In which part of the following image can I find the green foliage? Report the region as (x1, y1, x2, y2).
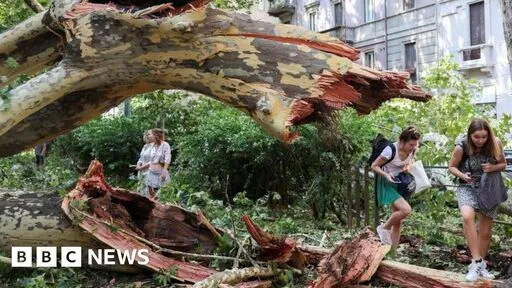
(154, 266, 178, 286)
(54, 116, 148, 182)
(12, 268, 84, 288)
(214, 0, 256, 10)
(0, 0, 49, 31)
(70, 199, 90, 212)
(405, 188, 462, 247)
(0, 151, 77, 192)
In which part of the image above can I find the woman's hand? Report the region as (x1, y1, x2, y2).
(481, 163, 494, 173)
(401, 163, 412, 173)
(460, 172, 473, 183)
(160, 170, 169, 181)
(384, 173, 396, 184)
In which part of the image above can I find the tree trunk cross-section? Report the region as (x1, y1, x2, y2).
(0, 0, 431, 157)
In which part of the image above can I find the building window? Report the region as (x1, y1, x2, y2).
(464, 1, 485, 61)
(405, 43, 417, 83)
(365, 0, 374, 22)
(364, 51, 375, 68)
(309, 11, 317, 31)
(403, 0, 414, 11)
(334, 2, 343, 26)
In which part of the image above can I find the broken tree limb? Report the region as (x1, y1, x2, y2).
(0, 12, 63, 89)
(23, 0, 46, 13)
(242, 217, 506, 287)
(61, 160, 221, 283)
(376, 260, 501, 288)
(0, 255, 12, 265)
(233, 280, 273, 288)
(241, 215, 306, 269)
(0, 189, 145, 273)
(0, 189, 104, 252)
(242, 215, 329, 267)
(310, 228, 390, 287)
(191, 267, 284, 288)
(0, 1, 431, 157)
(70, 205, 258, 265)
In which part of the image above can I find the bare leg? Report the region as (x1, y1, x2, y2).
(477, 212, 494, 259)
(389, 205, 403, 248)
(460, 205, 481, 260)
(383, 197, 411, 247)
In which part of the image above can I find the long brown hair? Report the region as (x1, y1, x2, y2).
(151, 128, 164, 145)
(467, 118, 500, 160)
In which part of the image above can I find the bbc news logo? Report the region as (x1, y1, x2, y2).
(11, 247, 149, 267)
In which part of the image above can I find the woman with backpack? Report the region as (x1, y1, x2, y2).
(448, 119, 507, 281)
(371, 126, 420, 249)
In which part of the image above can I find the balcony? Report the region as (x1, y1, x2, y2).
(458, 44, 494, 74)
(319, 26, 355, 45)
(268, 0, 296, 17)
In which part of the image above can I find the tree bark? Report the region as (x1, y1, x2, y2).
(192, 267, 283, 288)
(0, 1, 431, 157)
(310, 228, 389, 287)
(376, 260, 501, 288)
(0, 12, 63, 89)
(0, 189, 144, 273)
(0, 189, 102, 252)
(23, 0, 45, 13)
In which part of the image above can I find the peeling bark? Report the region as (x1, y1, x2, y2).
(0, 12, 63, 89)
(0, 1, 431, 157)
(0, 189, 102, 252)
(310, 228, 390, 287)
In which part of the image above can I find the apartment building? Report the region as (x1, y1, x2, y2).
(258, 0, 512, 118)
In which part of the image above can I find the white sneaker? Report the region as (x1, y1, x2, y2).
(466, 260, 483, 282)
(376, 224, 392, 245)
(479, 261, 495, 280)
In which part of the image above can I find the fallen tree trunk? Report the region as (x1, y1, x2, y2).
(0, 189, 102, 251)
(377, 260, 500, 288)
(0, 0, 431, 157)
(0, 189, 145, 273)
(1, 161, 227, 282)
(4, 162, 507, 286)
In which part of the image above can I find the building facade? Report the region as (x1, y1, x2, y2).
(258, 0, 512, 118)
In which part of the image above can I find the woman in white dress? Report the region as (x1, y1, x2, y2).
(135, 130, 153, 197)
